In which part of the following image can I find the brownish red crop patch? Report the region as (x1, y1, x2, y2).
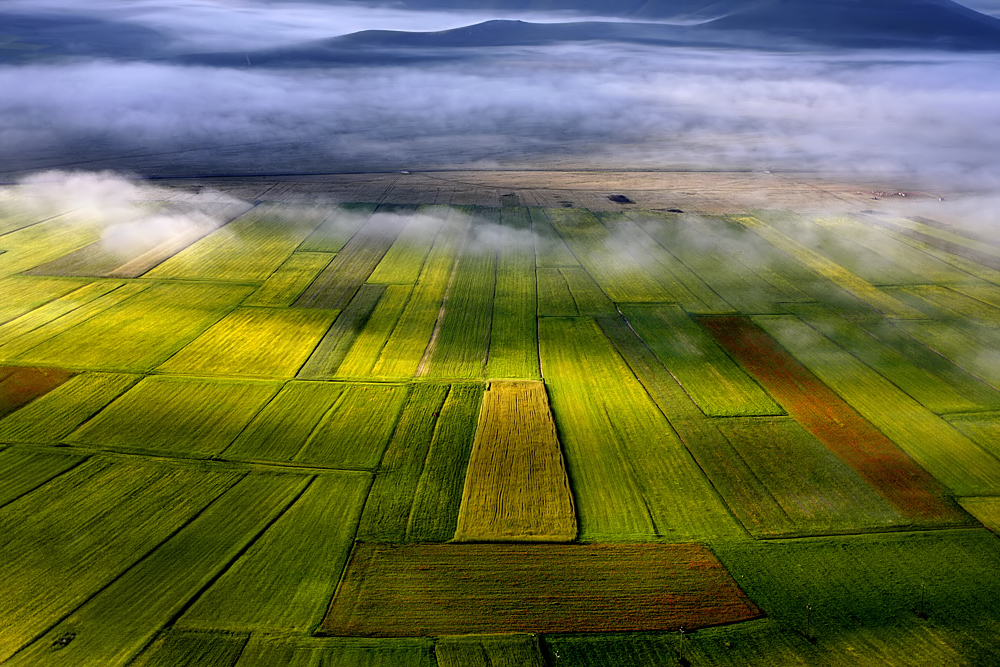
(0, 366, 75, 419)
(700, 316, 965, 525)
(321, 542, 761, 636)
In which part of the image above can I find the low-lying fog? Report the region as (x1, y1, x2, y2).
(2, 0, 999, 191)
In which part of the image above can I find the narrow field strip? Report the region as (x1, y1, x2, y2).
(561, 266, 616, 316)
(902, 284, 1000, 328)
(294, 383, 410, 468)
(178, 471, 370, 633)
(729, 215, 925, 319)
(0, 365, 75, 418)
(294, 204, 414, 309)
(12, 282, 255, 371)
(296, 284, 383, 380)
(487, 207, 540, 379)
(66, 376, 281, 457)
(159, 307, 338, 378)
(595, 211, 729, 313)
(454, 380, 576, 542)
(787, 303, 1000, 414)
(537, 268, 577, 316)
(234, 636, 436, 667)
(893, 318, 1000, 389)
(539, 317, 743, 542)
(356, 383, 451, 542)
(0, 282, 152, 361)
(145, 204, 330, 282)
(701, 315, 976, 519)
(435, 634, 546, 667)
(0, 215, 104, 279)
(0, 372, 139, 443)
(754, 314, 1000, 497)
(621, 303, 783, 417)
(371, 211, 467, 378)
(127, 631, 248, 667)
(406, 382, 483, 542)
(813, 215, 983, 284)
(957, 497, 1000, 535)
(243, 252, 335, 307)
(750, 210, 928, 286)
(867, 215, 1000, 268)
(528, 207, 578, 267)
(0, 281, 126, 350)
(0, 276, 95, 327)
(222, 381, 345, 463)
(945, 412, 1000, 461)
(0, 457, 243, 662)
(321, 543, 761, 636)
(298, 203, 377, 252)
(422, 210, 497, 380)
(0, 447, 85, 508)
(631, 212, 807, 314)
(543, 207, 669, 302)
(336, 285, 413, 378)
(366, 205, 446, 284)
(5, 471, 309, 667)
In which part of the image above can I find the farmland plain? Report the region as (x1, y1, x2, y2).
(1, 170, 1000, 665)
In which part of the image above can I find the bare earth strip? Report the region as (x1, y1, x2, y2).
(321, 542, 761, 636)
(453, 380, 576, 542)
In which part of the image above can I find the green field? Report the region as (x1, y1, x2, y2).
(2, 187, 1000, 666)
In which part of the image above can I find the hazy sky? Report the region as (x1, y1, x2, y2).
(2, 0, 999, 190)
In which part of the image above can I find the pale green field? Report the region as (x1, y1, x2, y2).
(1, 192, 1000, 666)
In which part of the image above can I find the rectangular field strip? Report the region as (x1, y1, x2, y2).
(0, 365, 75, 418)
(322, 543, 761, 636)
(453, 380, 576, 542)
(243, 252, 335, 307)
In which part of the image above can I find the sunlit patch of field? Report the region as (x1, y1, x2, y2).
(1, 171, 1000, 665)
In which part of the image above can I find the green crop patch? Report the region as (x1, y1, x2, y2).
(0, 372, 139, 443)
(406, 382, 483, 542)
(292, 383, 410, 468)
(958, 497, 1000, 535)
(336, 285, 413, 378)
(12, 282, 254, 371)
(145, 204, 331, 282)
(560, 266, 616, 316)
(539, 317, 742, 542)
(294, 205, 414, 309)
(372, 213, 466, 378)
(66, 376, 281, 457)
(0, 215, 103, 279)
(297, 284, 383, 380)
(621, 303, 783, 417)
(0, 281, 130, 350)
(366, 205, 445, 284)
(435, 634, 547, 667)
(454, 380, 576, 542)
(321, 543, 761, 636)
(537, 268, 577, 316)
(0, 446, 85, 508)
(529, 207, 578, 268)
(422, 218, 497, 380)
(243, 252, 335, 307)
(0, 365, 75, 418)
(487, 208, 540, 379)
(946, 412, 1000, 461)
(5, 471, 308, 667)
(867, 214, 1000, 269)
(543, 208, 668, 302)
(178, 472, 370, 633)
(0, 276, 89, 326)
(0, 457, 242, 662)
(222, 381, 345, 463)
(356, 383, 450, 542)
(125, 630, 249, 667)
(159, 307, 338, 378)
(298, 203, 377, 252)
(234, 636, 436, 667)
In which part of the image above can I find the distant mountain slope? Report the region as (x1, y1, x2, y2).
(0, 13, 169, 62)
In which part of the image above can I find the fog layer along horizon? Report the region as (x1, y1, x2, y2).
(2, 0, 1000, 191)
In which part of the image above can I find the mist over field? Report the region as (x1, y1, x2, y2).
(2, 0, 1000, 190)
